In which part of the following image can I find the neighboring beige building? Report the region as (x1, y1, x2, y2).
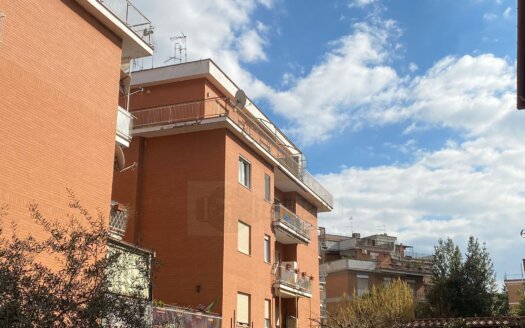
(319, 232, 433, 313)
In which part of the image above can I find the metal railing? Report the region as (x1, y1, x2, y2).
(151, 306, 222, 328)
(109, 201, 128, 237)
(97, 0, 154, 47)
(274, 265, 312, 294)
(274, 205, 311, 240)
(132, 98, 334, 208)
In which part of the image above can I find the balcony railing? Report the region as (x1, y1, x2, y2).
(110, 201, 128, 238)
(116, 106, 133, 147)
(132, 98, 334, 208)
(273, 205, 311, 243)
(274, 264, 312, 296)
(97, 0, 154, 47)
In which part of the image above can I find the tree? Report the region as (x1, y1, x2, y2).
(426, 238, 464, 317)
(425, 236, 498, 318)
(462, 236, 497, 316)
(317, 279, 415, 328)
(0, 191, 151, 327)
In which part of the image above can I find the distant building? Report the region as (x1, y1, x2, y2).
(319, 231, 433, 313)
(504, 262, 525, 310)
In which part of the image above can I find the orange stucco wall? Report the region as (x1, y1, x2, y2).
(0, 0, 122, 238)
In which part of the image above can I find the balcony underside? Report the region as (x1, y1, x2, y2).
(273, 221, 310, 245)
(273, 283, 312, 299)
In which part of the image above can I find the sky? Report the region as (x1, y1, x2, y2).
(133, 0, 524, 284)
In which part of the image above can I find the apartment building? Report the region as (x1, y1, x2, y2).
(0, 0, 154, 291)
(111, 59, 334, 327)
(319, 232, 433, 312)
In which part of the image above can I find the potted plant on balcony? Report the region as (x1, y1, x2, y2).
(294, 268, 300, 274)
(309, 275, 314, 281)
(285, 263, 292, 271)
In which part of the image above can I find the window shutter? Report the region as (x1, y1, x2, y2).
(238, 221, 250, 255)
(237, 293, 250, 325)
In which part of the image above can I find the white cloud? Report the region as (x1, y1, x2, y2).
(132, 0, 271, 98)
(349, 0, 377, 8)
(264, 20, 402, 144)
(503, 6, 512, 19)
(408, 62, 418, 72)
(483, 12, 498, 21)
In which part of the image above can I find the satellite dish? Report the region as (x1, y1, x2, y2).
(114, 145, 125, 172)
(521, 229, 525, 239)
(235, 89, 247, 109)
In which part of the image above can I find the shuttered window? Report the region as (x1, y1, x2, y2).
(264, 174, 271, 201)
(237, 293, 250, 326)
(264, 299, 271, 328)
(357, 275, 369, 296)
(264, 235, 270, 263)
(238, 221, 251, 255)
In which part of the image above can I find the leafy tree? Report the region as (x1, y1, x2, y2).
(492, 291, 510, 316)
(425, 236, 498, 318)
(0, 191, 152, 327)
(426, 238, 464, 317)
(462, 236, 497, 316)
(316, 278, 415, 328)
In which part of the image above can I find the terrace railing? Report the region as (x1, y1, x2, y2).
(274, 204, 311, 241)
(97, 0, 154, 47)
(132, 98, 334, 207)
(274, 264, 312, 294)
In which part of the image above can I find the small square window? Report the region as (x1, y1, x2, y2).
(238, 157, 251, 188)
(238, 221, 251, 255)
(264, 174, 271, 201)
(264, 235, 270, 263)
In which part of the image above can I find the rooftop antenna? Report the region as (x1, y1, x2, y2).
(377, 225, 386, 234)
(349, 216, 354, 235)
(165, 33, 187, 64)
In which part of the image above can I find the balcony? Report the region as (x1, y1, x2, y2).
(273, 205, 311, 245)
(116, 106, 133, 147)
(273, 262, 312, 298)
(109, 201, 128, 238)
(96, 0, 154, 48)
(131, 98, 333, 209)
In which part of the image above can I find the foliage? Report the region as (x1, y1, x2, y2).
(491, 291, 510, 316)
(0, 191, 151, 327)
(425, 236, 498, 318)
(316, 278, 415, 328)
(516, 296, 525, 316)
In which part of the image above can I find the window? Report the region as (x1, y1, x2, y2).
(264, 174, 271, 201)
(264, 235, 270, 263)
(357, 275, 369, 296)
(0, 12, 5, 46)
(238, 157, 251, 188)
(238, 221, 251, 255)
(264, 299, 271, 328)
(237, 293, 250, 327)
(406, 280, 416, 297)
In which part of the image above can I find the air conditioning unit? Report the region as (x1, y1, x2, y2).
(286, 316, 298, 328)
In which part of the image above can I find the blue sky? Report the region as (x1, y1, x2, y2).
(134, 0, 524, 284)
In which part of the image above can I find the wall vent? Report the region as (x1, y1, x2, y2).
(0, 12, 5, 46)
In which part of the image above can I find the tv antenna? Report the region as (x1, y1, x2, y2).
(165, 33, 187, 64)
